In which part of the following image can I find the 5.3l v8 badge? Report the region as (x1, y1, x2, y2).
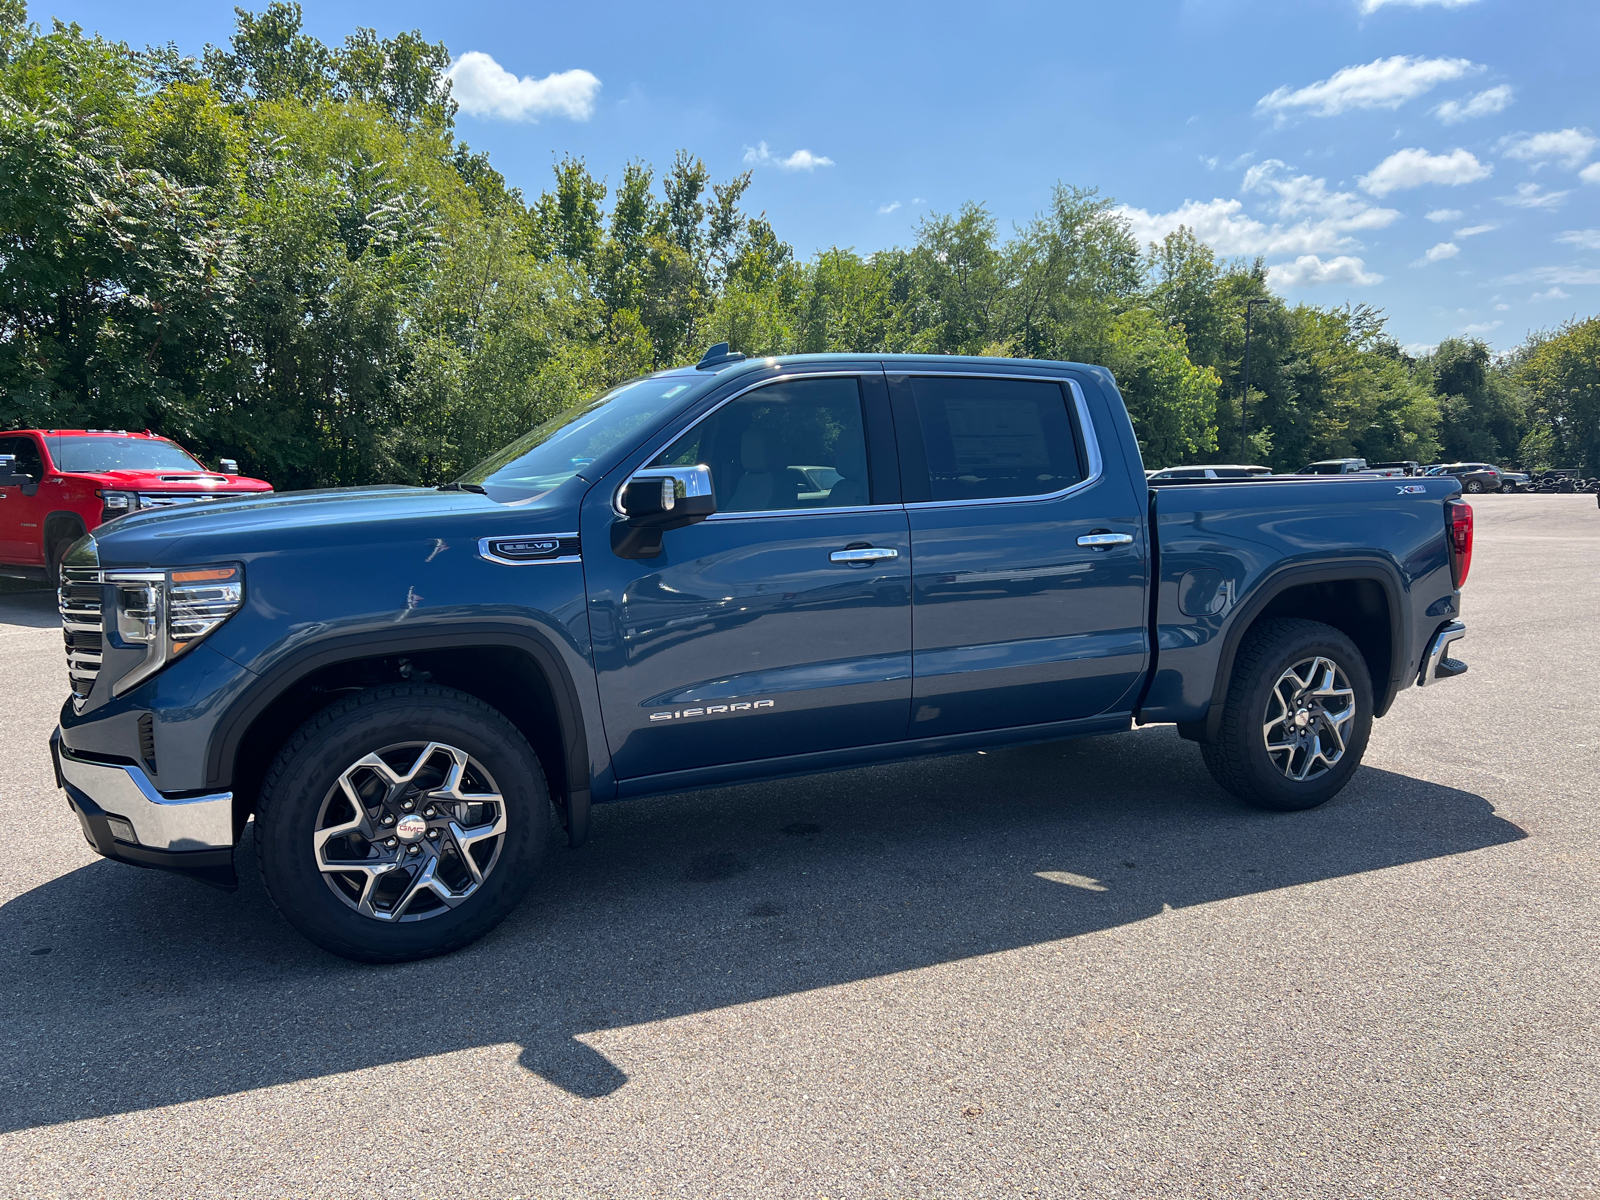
(478, 532, 582, 565)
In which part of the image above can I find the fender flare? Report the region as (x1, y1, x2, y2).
(203, 624, 593, 832)
(1178, 557, 1408, 743)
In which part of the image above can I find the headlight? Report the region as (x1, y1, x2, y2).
(97, 490, 138, 521)
(105, 564, 243, 695)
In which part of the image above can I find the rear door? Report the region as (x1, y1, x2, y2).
(582, 369, 913, 779)
(888, 369, 1149, 736)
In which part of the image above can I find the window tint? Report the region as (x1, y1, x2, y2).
(3, 435, 43, 477)
(653, 376, 870, 513)
(908, 377, 1083, 502)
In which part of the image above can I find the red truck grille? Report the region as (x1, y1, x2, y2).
(59, 566, 103, 708)
(136, 491, 257, 509)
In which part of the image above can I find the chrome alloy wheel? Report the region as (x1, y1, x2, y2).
(1262, 656, 1357, 783)
(313, 742, 507, 922)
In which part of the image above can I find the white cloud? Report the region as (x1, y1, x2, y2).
(1433, 85, 1514, 124)
(1403, 341, 1439, 357)
(877, 201, 901, 215)
(743, 142, 834, 172)
(1455, 224, 1496, 236)
(1267, 255, 1384, 288)
(1425, 208, 1463, 222)
(1500, 182, 1570, 209)
(1499, 129, 1599, 170)
(446, 52, 600, 122)
(1579, 163, 1600, 186)
(1556, 230, 1600, 249)
(1495, 303, 1511, 310)
(1118, 160, 1398, 258)
(1413, 241, 1461, 265)
(1530, 287, 1571, 302)
(1460, 320, 1503, 335)
(1501, 265, 1600, 286)
(1359, 147, 1491, 196)
(1257, 56, 1479, 119)
(1360, 0, 1480, 10)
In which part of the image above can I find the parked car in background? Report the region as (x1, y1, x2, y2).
(1147, 465, 1273, 481)
(1424, 462, 1505, 494)
(1497, 469, 1530, 493)
(1299, 458, 1370, 475)
(1369, 461, 1423, 477)
(0, 430, 272, 583)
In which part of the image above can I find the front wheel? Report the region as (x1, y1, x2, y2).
(255, 684, 549, 962)
(1200, 618, 1374, 811)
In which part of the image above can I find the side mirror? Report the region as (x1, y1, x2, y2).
(218, 459, 239, 475)
(612, 465, 716, 559)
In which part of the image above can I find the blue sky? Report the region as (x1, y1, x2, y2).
(50, 0, 1600, 352)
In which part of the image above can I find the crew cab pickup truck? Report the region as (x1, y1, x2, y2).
(0, 429, 272, 583)
(49, 349, 1474, 963)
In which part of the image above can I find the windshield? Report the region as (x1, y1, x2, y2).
(47, 435, 206, 473)
(457, 376, 700, 501)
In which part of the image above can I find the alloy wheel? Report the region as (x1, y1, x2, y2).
(313, 741, 507, 922)
(1262, 656, 1357, 783)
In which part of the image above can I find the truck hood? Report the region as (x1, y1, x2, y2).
(75, 468, 273, 491)
(88, 479, 591, 569)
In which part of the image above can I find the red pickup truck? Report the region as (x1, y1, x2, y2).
(0, 429, 272, 583)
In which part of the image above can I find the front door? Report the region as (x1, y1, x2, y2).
(0, 435, 46, 564)
(583, 372, 912, 779)
(888, 370, 1150, 736)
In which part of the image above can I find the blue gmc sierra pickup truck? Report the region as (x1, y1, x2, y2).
(45, 347, 1473, 962)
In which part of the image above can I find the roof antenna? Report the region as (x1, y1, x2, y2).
(696, 342, 746, 371)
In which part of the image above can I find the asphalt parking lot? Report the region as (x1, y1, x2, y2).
(2, 494, 1597, 1199)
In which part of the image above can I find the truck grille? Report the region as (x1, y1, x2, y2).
(137, 491, 255, 509)
(59, 567, 103, 708)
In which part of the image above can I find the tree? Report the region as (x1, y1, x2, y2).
(1517, 317, 1600, 472)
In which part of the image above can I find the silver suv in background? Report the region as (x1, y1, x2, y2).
(1146, 464, 1272, 481)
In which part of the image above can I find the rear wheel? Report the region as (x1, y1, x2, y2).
(255, 684, 549, 962)
(1465, 479, 1484, 494)
(1200, 618, 1373, 811)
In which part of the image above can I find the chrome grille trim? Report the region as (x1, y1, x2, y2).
(136, 491, 260, 509)
(59, 566, 104, 710)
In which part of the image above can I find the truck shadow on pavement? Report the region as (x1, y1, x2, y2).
(0, 725, 1524, 1130)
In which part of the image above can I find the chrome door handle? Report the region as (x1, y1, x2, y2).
(830, 547, 899, 564)
(1077, 532, 1133, 547)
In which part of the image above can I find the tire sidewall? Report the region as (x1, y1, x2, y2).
(256, 689, 548, 962)
(1233, 626, 1374, 811)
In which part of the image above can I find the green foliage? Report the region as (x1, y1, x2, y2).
(1515, 316, 1600, 472)
(0, 3, 1573, 487)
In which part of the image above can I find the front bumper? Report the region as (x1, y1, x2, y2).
(50, 728, 237, 890)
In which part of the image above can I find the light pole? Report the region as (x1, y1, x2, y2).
(1241, 298, 1269, 459)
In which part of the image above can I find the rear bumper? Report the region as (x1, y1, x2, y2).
(50, 728, 237, 889)
(1417, 620, 1467, 687)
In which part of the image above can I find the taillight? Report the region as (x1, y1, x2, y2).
(1446, 500, 1473, 588)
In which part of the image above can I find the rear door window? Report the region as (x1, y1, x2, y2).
(904, 376, 1084, 502)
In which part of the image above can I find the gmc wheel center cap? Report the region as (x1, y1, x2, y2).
(395, 813, 428, 842)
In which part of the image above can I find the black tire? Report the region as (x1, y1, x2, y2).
(45, 532, 77, 587)
(255, 684, 549, 963)
(1464, 480, 1484, 493)
(1199, 618, 1374, 812)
